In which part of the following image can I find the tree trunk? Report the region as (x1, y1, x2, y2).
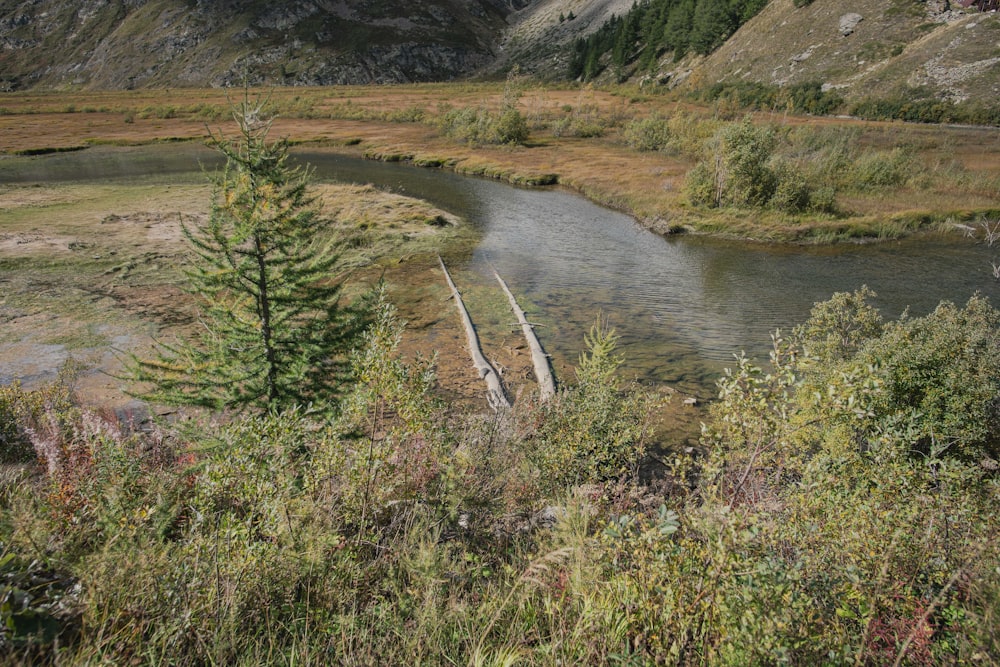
(494, 270, 556, 402)
(438, 256, 510, 411)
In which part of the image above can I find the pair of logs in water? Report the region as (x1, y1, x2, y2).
(438, 256, 556, 410)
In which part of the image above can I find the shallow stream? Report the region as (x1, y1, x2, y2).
(4, 143, 999, 399)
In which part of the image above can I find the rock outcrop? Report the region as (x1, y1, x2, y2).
(0, 0, 518, 90)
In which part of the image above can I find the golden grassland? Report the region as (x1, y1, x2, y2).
(2, 83, 998, 243)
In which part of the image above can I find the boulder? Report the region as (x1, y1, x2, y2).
(839, 13, 863, 36)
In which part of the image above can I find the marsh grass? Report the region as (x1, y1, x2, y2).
(1, 85, 998, 243)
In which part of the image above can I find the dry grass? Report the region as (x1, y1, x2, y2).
(3, 85, 998, 241)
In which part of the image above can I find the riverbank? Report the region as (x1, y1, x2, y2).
(2, 84, 998, 244)
(0, 176, 477, 404)
(0, 164, 706, 441)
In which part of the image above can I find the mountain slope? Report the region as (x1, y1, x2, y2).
(487, 0, 636, 77)
(1, 0, 999, 113)
(0, 0, 523, 90)
(681, 0, 1000, 105)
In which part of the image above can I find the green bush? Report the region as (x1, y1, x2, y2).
(683, 160, 718, 206)
(4, 277, 1000, 663)
(490, 107, 530, 145)
(786, 80, 844, 116)
(808, 185, 838, 213)
(622, 113, 672, 151)
(438, 105, 529, 146)
(701, 81, 781, 111)
(551, 116, 606, 138)
(853, 296, 1000, 460)
(849, 91, 1000, 127)
(438, 70, 529, 146)
(528, 322, 660, 494)
(850, 148, 913, 190)
(770, 160, 812, 213)
(685, 118, 782, 208)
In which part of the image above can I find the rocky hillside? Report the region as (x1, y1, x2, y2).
(0, 0, 528, 90)
(672, 0, 1000, 106)
(488, 0, 637, 77)
(1, 0, 999, 111)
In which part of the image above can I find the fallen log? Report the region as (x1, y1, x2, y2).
(438, 256, 510, 411)
(494, 270, 556, 402)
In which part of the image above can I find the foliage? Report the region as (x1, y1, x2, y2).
(622, 113, 673, 151)
(437, 71, 529, 146)
(568, 0, 769, 81)
(309, 287, 450, 528)
(850, 91, 1000, 127)
(2, 294, 666, 663)
(686, 117, 801, 210)
(678, 115, 949, 213)
(550, 103, 615, 138)
(693, 81, 1000, 125)
(125, 95, 366, 413)
(0, 378, 74, 465)
(592, 289, 1000, 663)
(849, 148, 913, 190)
(786, 80, 844, 116)
(528, 322, 660, 494)
(3, 282, 1000, 664)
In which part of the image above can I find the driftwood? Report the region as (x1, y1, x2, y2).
(494, 270, 556, 402)
(438, 256, 510, 411)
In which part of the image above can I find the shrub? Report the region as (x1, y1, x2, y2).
(686, 118, 780, 208)
(786, 80, 844, 116)
(683, 160, 718, 206)
(528, 322, 660, 494)
(438, 105, 529, 146)
(622, 113, 672, 151)
(770, 160, 812, 213)
(850, 148, 913, 190)
(701, 81, 780, 111)
(438, 70, 529, 146)
(846, 89, 1000, 127)
(853, 296, 1000, 461)
(0, 369, 78, 465)
(490, 107, 530, 145)
(808, 185, 838, 213)
(3, 287, 1000, 664)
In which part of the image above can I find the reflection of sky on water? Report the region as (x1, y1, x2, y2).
(6, 146, 998, 396)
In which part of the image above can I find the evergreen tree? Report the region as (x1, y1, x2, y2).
(663, 0, 695, 57)
(127, 95, 366, 413)
(567, 0, 769, 78)
(637, 1, 669, 70)
(690, 0, 736, 55)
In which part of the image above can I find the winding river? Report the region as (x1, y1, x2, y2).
(4, 144, 999, 398)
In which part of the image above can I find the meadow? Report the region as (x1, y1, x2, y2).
(1, 83, 999, 664)
(2, 82, 998, 242)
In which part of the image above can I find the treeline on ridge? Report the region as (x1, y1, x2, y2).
(568, 0, 769, 82)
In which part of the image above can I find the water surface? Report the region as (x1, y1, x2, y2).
(5, 144, 998, 397)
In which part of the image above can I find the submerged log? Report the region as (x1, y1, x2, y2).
(494, 270, 556, 402)
(438, 256, 510, 411)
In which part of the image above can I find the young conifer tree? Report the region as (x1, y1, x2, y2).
(128, 94, 365, 413)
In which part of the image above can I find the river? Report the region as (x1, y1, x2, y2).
(3, 143, 999, 398)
